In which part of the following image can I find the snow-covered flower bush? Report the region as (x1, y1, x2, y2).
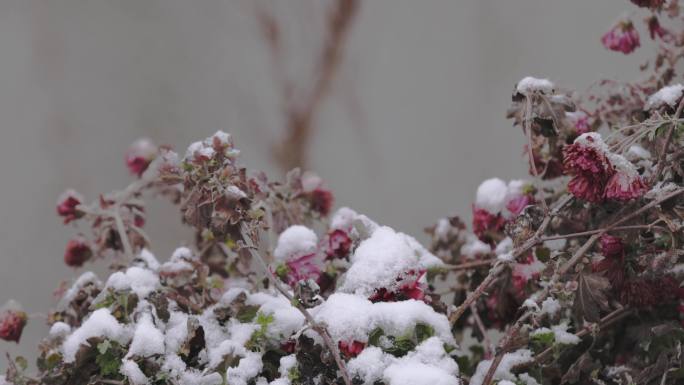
(5, 1, 684, 385)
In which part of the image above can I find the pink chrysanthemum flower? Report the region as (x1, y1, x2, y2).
(604, 148, 648, 201)
(0, 309, 27, 343)
(125, 138, 157, 177)
(601, 19, 640, 54)
(600, 234, 624, 259)
(604, 168, 648, 201)
(64, 235, 93, 267)
(283, 253, 322, 286)
(56, 189, 84, 224)
(563, 133, 613, 202)
(325, 229, 352, 259)
(631, 0, 665, 9)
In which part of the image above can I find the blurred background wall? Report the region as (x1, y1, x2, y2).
(0, 0, 646, 367)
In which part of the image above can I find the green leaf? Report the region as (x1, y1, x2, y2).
(368, 327, 385, 346)
(95, 340, 123, 377)
(14, 356, 27, 371)
(414, 323, 435, 343)
(236, 305, 259, 323)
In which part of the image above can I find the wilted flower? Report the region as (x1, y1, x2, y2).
(279, 253, 322, 286)
(309, 188, 334, 217)
(563, 134, 612, 202)
(0, 309, 27, 343)
(603, 168, 648, 201)
(565, 111, 591, 136)
(631, 0, 665, 9)
(472, 207, 506, 242)
(326, 229, 352, 259)
(601, 20, 640, 54)
(647, 16, 672, 42)
(339, 340, 365, 358)
(56, 189, 84, 224)
(600, 234, 624, 258)
(125, 138, 157, 177)
(64, 236, 93, 267)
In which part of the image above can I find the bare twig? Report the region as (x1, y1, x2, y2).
(651, 97, 684, 184)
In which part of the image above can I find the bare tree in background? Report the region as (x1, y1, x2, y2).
(256, 0, 359, 173)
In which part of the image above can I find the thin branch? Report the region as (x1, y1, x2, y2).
(651, 97, 684, 184)
(443, 258, 496, 271)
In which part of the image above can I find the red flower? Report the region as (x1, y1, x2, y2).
(0, 310, 27, 343)
(283, 253, 322, 286)
(369, 270, 427, 303)
(339, 340, 365, 358)
(600, 235, 624, 259)
(603, 171, 648, 201)
(56, 190, 84, 224)
(125, 138, 157, 177)
(472, 207, 506, 241)
(563, 134, 613, 203)
(631, 0, 664, 9)
(601, 20, 640, 54)
(647, 16, 672, 42)
(326, 229, 352, 259)
(309, 188, 334, 217)
(64, 236, 93, 267)
(506, 194, 533, 217)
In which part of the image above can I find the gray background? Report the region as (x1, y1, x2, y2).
(0, 0, 646, 368)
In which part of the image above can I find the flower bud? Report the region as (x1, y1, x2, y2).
(64, 236, 93, 267)
(125, 138, 157, 177)
(0, 309, 27, 343)
(56, 189, 84, 224)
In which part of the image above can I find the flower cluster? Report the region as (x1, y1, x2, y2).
(5, 1, 684, 385)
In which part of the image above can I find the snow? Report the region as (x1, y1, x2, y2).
(301, 171, 323, 192)
(211, 130, 231, 146)
(49, 322, 71, 339)
(348, 338, 460, 385)
(470, 349, 533, 385)
(127, 313, 165, 357)
(646, 84, 684, 109)
(461, 235, 491, 259)
(475, 178, 508, 214)
(518, 373, 541, 385)
(339, 226, 443, 297)
(627, 145, 651, 160)
(62, 308, 129, 362)
(348, 347, 391, 384)
(551, 323, 580, 345)
(227, 352, 263, 385)
(313, 293, 454, 345)
(522, 299, 539, 311)
(60, 271, 102, 306)
(105, 266, 159, 299)
(121, 359, 149, 385)
(531, 323, 580, 345)
(434, 218, 452, 241)
(273, 225, 318, 261)
(475, 178, 528, 216)
(495, 237, 513, 255)
(247, 292, 305, 340)
(185, 141, 204, 159)
(278, 354, 297, 378)
(135, 249, 160, 271)
(330, 207, 379, 235)
(540, 297, 561, 315)
(516, 76, 555, 95)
